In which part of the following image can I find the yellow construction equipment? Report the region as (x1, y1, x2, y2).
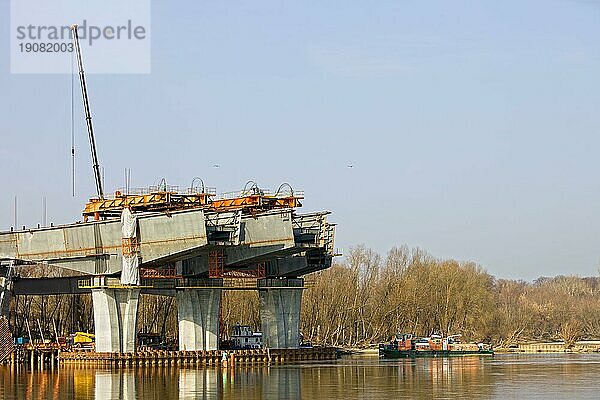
(73, 332, 95, 345)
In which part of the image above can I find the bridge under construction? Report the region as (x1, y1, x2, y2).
(0, 24, 335, 356)
(0, 181, 335, 353)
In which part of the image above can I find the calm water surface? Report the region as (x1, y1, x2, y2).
(0, 353, 598, 399)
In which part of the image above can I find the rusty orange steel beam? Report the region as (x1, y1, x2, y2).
(83, 191, 303, 220)
(83, 191, 213, 218)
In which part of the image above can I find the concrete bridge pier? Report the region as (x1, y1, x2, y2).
(177, 289, 222, 351)
(259, 282, 303, 349)
(92, 288, 140, 353)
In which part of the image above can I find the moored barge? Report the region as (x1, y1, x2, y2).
(379, 333, 494, 358)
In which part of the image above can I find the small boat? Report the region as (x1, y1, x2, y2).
(379, 333, 494, 358)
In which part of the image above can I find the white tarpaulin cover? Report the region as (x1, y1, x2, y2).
(120, 208, 140, 285)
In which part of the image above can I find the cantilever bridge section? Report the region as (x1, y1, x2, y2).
(0, 185, 335, 353)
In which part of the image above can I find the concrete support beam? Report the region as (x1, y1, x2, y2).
(177, 289, 221, 351)
(260, 287, 302, 349)
(225, 211, 296, 266)
(0, 208, 208, 275)
(92, 288, 140, 353)
(12, 276, 90, 295)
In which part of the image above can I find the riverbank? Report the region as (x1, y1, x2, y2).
(337, 347, 379, 355)
(495, 340, 600, 354)
(342, 340, 600, 356)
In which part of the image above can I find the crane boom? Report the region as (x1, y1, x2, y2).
(70, 24, 104, 199)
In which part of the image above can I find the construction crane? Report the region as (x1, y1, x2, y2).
(70, 24, 104, 200)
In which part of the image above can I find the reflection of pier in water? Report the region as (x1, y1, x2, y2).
(0, 365, 304, 399)
(4, 355, 600, 399)
(0, 358, 496, 399)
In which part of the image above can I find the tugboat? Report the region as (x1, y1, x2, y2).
(379, 333, 493, 358)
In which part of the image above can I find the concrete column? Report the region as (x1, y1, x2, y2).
(260, 288, 302, 349)
(92, 288, 140, 353)
(177, 289, 221, 351)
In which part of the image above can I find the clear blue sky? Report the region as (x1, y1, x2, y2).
(1, 1, 600, 280)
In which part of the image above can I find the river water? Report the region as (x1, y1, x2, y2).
(0, 353, 598, 399)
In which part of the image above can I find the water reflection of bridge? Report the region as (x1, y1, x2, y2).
(0, 357, 499, 399)
(0, 365, 304, 399)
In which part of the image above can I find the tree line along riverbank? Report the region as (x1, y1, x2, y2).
(10, 245, 600, 348)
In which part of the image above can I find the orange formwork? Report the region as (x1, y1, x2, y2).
(83, 190, 213, 220)
(82, 186, 303, 221)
